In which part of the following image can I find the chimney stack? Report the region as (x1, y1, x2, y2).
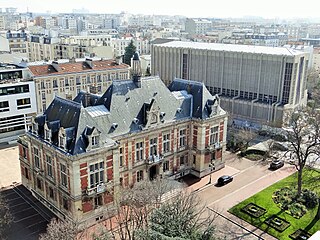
(52, 61, 60, 72)
(131, 52, 142, 88)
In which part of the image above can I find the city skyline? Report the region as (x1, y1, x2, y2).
(1, 0, 320, 19)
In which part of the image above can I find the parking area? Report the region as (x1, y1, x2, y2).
(2, 184, 56, 240)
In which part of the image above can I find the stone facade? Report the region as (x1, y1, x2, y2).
(18, 73, 228, 225)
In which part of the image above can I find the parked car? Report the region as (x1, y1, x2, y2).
(217, 175, 233, 186)
(269, 160, 284, 170)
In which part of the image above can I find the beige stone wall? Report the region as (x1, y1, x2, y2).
(34, 68, 130, 113)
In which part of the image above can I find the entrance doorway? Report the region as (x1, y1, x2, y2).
(149, 165, 158, 180)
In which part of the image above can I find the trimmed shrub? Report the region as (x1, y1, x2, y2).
(301, 189, 318, 209)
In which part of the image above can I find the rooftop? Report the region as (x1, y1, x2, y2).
(28, 59, 129, 77)
(155, 41, 304, 56)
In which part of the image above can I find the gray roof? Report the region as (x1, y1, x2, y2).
(155, 41, 304, 56)
(34, 76, 224, 155)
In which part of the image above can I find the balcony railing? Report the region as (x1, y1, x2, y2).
(85, 183, 106, 196)
(206, 142, 221, 151)
(146, 154, 164, 164)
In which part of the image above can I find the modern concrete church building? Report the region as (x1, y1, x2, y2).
(18, 54, 228, 224)
(152, 41, 310, 125)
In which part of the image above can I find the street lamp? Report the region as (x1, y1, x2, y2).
(208, 162, 215, 184)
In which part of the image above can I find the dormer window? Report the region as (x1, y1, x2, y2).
(45, 129, 51, 141)
(59, 135, 65, 149)
(58, 127, 66, 150)
(32, 121, 38, 134)
(92, 136, 99, 146)
(44, 123, 51, 142)
(86, 127, 101, 150)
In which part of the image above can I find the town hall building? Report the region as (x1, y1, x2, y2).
(18, 53, 228, 224)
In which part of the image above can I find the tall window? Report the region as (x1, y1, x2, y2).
(89, 162, 104, 188)
(179, 129, 186, 147)
(282, 63, 293, 104)
(136, 142, 144, 161)
(92, 136, 99, 146)
(62, 197, 69, 210)
(149, 137, 157, 156)
(137, 170, 143, 182)
(34, 147, 40, 169)
(60, 164, 68, 188)
(180, 156, 185, 166)
(46, 155, 53, 178)
(182, 54, 188, 79)
(210, 126, 219, 145)
(94, 195, 103, 207)
(119, 147, 123, 167)
(59, 135, 65, 149)
(22, 147, 27, 159)
(163, 133, 170, 153)
(45, 128, 51, 141)
(49, 187, 54, 199)
(163, 161, 169, 172)
(76, 76, 81, 85)
(37, 178, 42, 190)
(53, 79, 58, 88)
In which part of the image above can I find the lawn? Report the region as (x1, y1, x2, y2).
(229, 168, 320, 240)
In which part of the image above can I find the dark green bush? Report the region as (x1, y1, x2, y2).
(301, 189, 318, 209)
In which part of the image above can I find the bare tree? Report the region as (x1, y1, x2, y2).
(135, 191, 217, 239)
(286, 109, 320, 196)
(234, 129, 257, 150)
(39, 218, 80, 240)
(307, 68, 320, 108)
(0, 191, 12, 240)
(107, 178, 179, 240)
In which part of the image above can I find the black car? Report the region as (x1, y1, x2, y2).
(217, 175, 233, 186)
(269, 160, 284, 170)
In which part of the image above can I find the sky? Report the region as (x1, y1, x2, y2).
(1, 0, 320, 19)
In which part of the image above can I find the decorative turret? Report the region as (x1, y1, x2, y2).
(131, 52, 142, 87)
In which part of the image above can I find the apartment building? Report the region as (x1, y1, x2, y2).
(27, 35, 57, 62)
(113, 38, 151, 56)
(6, 30, 27, 53)
(185, 18, 212, 36)
(0, 64, 36, 143)
(152, 41, 310, 125)
(18, 55, 228, 224)
(28, 58, 130, 113)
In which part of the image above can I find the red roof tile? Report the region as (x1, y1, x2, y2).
(29, 60, 130, 77)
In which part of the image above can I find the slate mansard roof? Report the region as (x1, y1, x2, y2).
(33, 76, 225, 155)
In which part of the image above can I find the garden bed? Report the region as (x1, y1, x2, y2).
(265, 215, 291, 232)
(241, 203, 266, 218)
(289, 229, 311, 240)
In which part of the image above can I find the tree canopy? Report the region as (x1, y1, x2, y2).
(123, 40, 137, 66)
(135, 192, 216, 240)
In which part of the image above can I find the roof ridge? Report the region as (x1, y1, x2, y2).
(54, 96, 82, 108)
